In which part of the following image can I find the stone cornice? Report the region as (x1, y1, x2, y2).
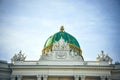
(11, 65, 113, 70)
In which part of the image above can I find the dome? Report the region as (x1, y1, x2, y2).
(44, 31, 80, 49)
(42, 26, 82, 55)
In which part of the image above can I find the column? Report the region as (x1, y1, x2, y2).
(80, 75, 85, 80)
(37, 75, 42, 80)
(74, 75, 79, 80)
(17, 75, 22, 80)
(100, 76, 106, 80)
(11, 75, 15, 80)
(43, 75, 48, 80)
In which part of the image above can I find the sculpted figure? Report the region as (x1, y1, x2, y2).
(11, 50, 26, 62)
(96, 51, 113, 64)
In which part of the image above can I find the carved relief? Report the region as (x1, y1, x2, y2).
(52, 37, 69, 51)
(56, 51, 66, 59)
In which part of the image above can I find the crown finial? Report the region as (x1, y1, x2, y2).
(60, 26, 64, 32)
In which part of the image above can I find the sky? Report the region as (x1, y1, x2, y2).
(0, 0, 120, 63)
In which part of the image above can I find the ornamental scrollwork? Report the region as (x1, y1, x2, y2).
(52, 37, 69, 51)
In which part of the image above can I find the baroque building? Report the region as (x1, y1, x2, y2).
(0, 26, 120, 80)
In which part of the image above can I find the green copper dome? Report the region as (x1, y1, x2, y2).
(44, 26, 80, 48)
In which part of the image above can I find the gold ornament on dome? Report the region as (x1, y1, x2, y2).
(60, 26, 64, 32)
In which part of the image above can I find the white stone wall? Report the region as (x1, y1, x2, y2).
(0, 60, 11, 80)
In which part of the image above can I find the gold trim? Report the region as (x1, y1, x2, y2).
(69, 44, 82, 55)
(42, 44, 53, 54)
(60, 26, 64, 32)
(42, 44, 82, 55)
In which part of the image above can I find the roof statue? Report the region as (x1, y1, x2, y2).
(96, 50, 113, 64)
(11, 50, 26, 63)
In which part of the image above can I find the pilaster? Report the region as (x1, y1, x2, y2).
(17, 75, 22, 80)
(74, 75, 79, 80)
(11, 75, 15, 80)
(80, 75, 85, 80)
(37, 75, 42, 80)
(100, 76, 106, 80)
(43, 75, 48, 80)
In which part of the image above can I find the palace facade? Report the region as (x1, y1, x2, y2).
(0, 26, 120, 80)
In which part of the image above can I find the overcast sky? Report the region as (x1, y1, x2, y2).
(0, 0, 120, 63)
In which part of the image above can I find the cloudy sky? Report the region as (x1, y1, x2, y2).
(0, 0, 120, 63)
